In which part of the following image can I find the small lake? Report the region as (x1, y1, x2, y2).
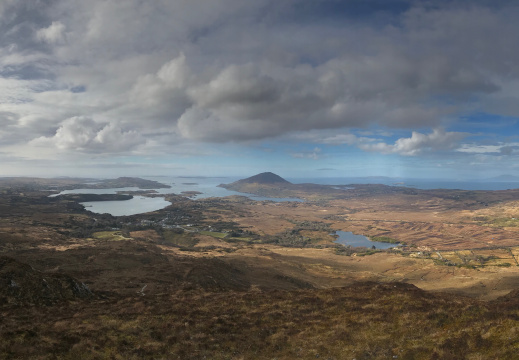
(333, 231, 398, 249)
(81, 196, 171, 216)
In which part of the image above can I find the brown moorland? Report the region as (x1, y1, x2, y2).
(3, 176, 519, 358)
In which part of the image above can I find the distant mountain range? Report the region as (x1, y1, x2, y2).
(487, 175, 519, 182)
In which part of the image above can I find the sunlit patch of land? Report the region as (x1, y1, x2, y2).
(91, 231, 129, 241)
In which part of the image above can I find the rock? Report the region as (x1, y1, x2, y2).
(0, 256, 93, 306)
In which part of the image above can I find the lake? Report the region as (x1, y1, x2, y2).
(81, 196, 172, 217)
(333, 231, 398, 249)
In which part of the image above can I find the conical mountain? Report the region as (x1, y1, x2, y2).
(238, 172, 291, 185)
(219, 172, 294, 195)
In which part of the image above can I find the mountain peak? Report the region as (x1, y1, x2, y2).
(238, 172, 291, 185)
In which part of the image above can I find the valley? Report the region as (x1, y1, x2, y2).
(3, 174, 519, 359)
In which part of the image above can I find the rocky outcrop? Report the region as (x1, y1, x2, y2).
(0, 256, 93, 306)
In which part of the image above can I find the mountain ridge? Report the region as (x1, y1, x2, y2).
(488, 174, 519, 182)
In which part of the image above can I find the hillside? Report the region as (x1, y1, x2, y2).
(3, 275, 519, 359)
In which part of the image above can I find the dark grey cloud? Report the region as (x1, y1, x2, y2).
(0, 0, 58, 52)
(0, 64, 54, 80)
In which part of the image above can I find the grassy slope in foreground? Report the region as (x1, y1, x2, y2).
(2, 279, 519, 359)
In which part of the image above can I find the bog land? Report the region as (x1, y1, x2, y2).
(3, 175, 519, 359)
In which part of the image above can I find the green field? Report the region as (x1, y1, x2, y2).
(91, 231, 128, 241)
(199, 231, 228, 238)
(162, 230, 199, 247)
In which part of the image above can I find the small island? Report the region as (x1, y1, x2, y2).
(180, 191, 203, 198)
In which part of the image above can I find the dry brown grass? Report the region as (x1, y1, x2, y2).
(3, 282, 519, 359)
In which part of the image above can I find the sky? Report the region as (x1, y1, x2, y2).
(1, 0, 519, 179)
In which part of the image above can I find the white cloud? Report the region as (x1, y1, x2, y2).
(291, 147, 322, 160)
(457, 144, 502, 154)
(94, 123, 144, 152)
(457, 143, 519, 155)
(31, 116, 145, 153)
(53, 117, 99, 150)
(319, 134, 359, 146)
(360, 129, 466, 156)
(36, 21, 66, 44)
(156, 53, 191, 89)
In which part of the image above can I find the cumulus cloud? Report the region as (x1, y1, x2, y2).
(360, 129, 466, 156)
(52, 117, 99, 150)
(457, 143, 519, 155)
(290, 128, 467, 156)
(36, 21, 66, 44)
(31, 117, 145, 153)
(156, 54, 191, 89)
(457, 144, 502, 154)
(150, 58, 450, 142)
(322, 134, 359, 146)
(291, 147, 322, 160)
